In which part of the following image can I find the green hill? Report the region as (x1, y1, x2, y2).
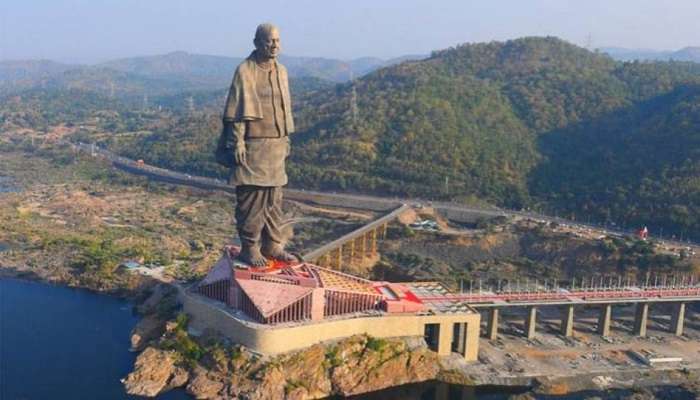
(288, 37, 700, 237)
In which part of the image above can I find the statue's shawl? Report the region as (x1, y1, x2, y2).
(223, 51, 295, 134)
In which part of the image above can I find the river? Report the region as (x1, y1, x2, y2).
(0, 278, 189, 399)
(0, 278, 526, 399)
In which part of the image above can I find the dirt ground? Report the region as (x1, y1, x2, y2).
(0, 150, 367, 286)
(456, 303, 700, 389)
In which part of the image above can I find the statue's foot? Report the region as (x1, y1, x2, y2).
(262, 244, 298, 263)
(238, 246, 268, 267)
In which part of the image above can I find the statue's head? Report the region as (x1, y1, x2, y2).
(254, 23, 281, 60)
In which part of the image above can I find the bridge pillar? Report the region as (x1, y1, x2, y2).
(525, 306, 537, 339)
(670, 302, 686, 336)
(486, 308, 499, 340)
(437, 322, 452, 357)
(349, 239, 355, 262)
(336, 246, 343, 269)
(561, 304, 575, 337)
(633, 303, 649, 337)
(464, 320, 479, 361)
(370, 229, 378, 255)
(597, 304, 612, 337)
(453, 322, 466, 354)
(360, 233, 367, 259)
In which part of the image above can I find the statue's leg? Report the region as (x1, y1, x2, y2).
(235, 185, 268, 267)
(261, 186, 297, 262)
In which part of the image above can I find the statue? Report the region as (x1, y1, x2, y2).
(216, 23, 297, 267)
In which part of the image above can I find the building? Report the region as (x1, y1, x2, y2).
(180, 246, 481, 361)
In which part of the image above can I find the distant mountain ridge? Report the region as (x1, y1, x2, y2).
(602, 46, 700, 63)
(0, 59, 74, 83)
(100, 51, 426, 83)
(0, 51, 427, 97)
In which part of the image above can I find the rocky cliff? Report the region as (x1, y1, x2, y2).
(123, 329, 440, 399)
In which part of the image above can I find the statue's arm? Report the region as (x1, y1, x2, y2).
(228, 121, 246, 166)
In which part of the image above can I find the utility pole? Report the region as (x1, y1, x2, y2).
(349, 71, 359, 125)
(187, 96, 195, 114)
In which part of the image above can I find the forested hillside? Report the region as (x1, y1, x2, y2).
(287, 37, 700, 238)
(4, 37, 700, 239)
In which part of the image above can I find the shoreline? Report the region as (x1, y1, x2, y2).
(0, 264, 156, 301)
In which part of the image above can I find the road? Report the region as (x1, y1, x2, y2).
(69, 141, 699, 250)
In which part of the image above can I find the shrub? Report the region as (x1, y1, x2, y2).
(365, 336, 387, 352)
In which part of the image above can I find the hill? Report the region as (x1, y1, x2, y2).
(287, 38, 700, 239)
(99, 51, 243, 90)
(101, 51, 425, 84)
(0, 52, 426, 99)
(603, 46, 700, 63)
(0, 60, 75, 92)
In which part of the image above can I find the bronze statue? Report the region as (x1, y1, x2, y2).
(216, 23, 296, 266)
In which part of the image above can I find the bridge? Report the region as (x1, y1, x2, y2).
(405, 277, 700, 342)
(301, 204, 410, 268)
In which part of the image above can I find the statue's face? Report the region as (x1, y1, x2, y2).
(255, 28, 281, 60)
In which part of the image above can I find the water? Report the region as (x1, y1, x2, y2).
(0, 279, 189, 400)
(348, 382, 528, 399)
(0, 176, 19, 193)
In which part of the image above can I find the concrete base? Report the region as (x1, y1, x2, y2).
(181, 285, 482, 360)
(561, 305, 575, 337)
(634, 303, 649, 337)
(525, 307, 537, 339)
(487, 308, 499, 340)
(670, 303, 686, 336)
(598, 304, 612, 337)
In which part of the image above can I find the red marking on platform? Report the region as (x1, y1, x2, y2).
(402, 289, 423, 304)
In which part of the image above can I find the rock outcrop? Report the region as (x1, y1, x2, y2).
(186, 367, 226, 399)
(122, 347, 188, 397)
(130, 313, 165, 351)
(223, 335, 437, 400)
(329, 336, 439, 396)
(124, 334, 440, 399)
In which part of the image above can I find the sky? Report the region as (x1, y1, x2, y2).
(2, 0, 700, 63)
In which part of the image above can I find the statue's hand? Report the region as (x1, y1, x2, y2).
(234, 142, 247, 166)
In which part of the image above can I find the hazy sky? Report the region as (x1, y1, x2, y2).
(2, 0, 700, 63)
